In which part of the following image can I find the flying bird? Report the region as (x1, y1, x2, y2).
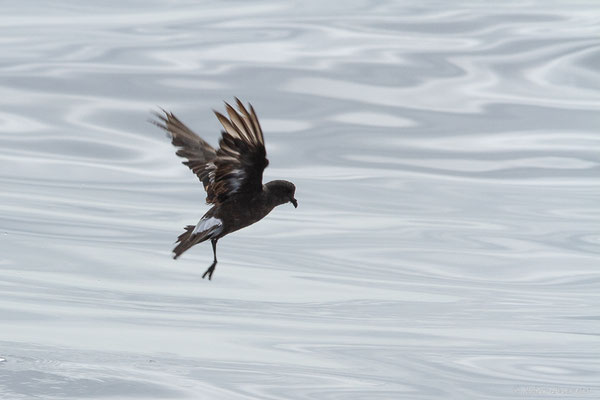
(152, 99, 297, 280)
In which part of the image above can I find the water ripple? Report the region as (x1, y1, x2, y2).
(1, 1, 600, 399)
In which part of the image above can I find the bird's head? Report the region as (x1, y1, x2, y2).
(265, 180, 297, 208)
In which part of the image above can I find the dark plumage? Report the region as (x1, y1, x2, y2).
(152, 99, 297, 280)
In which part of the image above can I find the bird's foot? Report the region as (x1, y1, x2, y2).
(202, 261, 217, 280)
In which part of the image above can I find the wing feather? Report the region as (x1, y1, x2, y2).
(225, 103, 252, 142)
(207, 100, 268, 204)
(151, 110, 217, 191)
(153, 99, 268, 205)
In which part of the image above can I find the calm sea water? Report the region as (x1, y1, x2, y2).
(1, 1, 600, 399)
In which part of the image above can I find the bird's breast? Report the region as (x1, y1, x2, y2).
(216, 195, 274, 235)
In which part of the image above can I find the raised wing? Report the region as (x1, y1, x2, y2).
(152, 110, 217, 192)
(207, 98, 269, 204)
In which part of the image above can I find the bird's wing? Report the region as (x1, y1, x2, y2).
(152, 109, 217, 192)
(207, 98, 269, 204)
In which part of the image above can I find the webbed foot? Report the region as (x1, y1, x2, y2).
(202, 261, 217, 280)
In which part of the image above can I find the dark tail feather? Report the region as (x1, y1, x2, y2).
(173, 225, 197, 259)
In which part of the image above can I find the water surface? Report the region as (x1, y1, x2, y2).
(1, 1, 600, 399)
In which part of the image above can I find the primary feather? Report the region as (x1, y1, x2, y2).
(152, 98, 269, 205)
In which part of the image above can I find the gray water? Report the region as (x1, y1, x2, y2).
(1, 1, 600, 399)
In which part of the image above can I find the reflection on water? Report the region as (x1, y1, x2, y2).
(1, 1, 599, 399)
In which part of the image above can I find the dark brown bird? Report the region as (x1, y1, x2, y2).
(152, 99, 297, 280)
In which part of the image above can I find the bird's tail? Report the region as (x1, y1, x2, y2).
(173, 225, 198, 259)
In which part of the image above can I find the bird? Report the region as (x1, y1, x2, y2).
(152, 98, 297, 280)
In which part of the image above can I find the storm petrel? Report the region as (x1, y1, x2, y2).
(152, 99, 297, 280)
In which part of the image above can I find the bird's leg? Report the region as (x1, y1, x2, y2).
(202, 239, 218, 280)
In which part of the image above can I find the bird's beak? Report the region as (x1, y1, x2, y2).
(290, 198, 298, 208)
